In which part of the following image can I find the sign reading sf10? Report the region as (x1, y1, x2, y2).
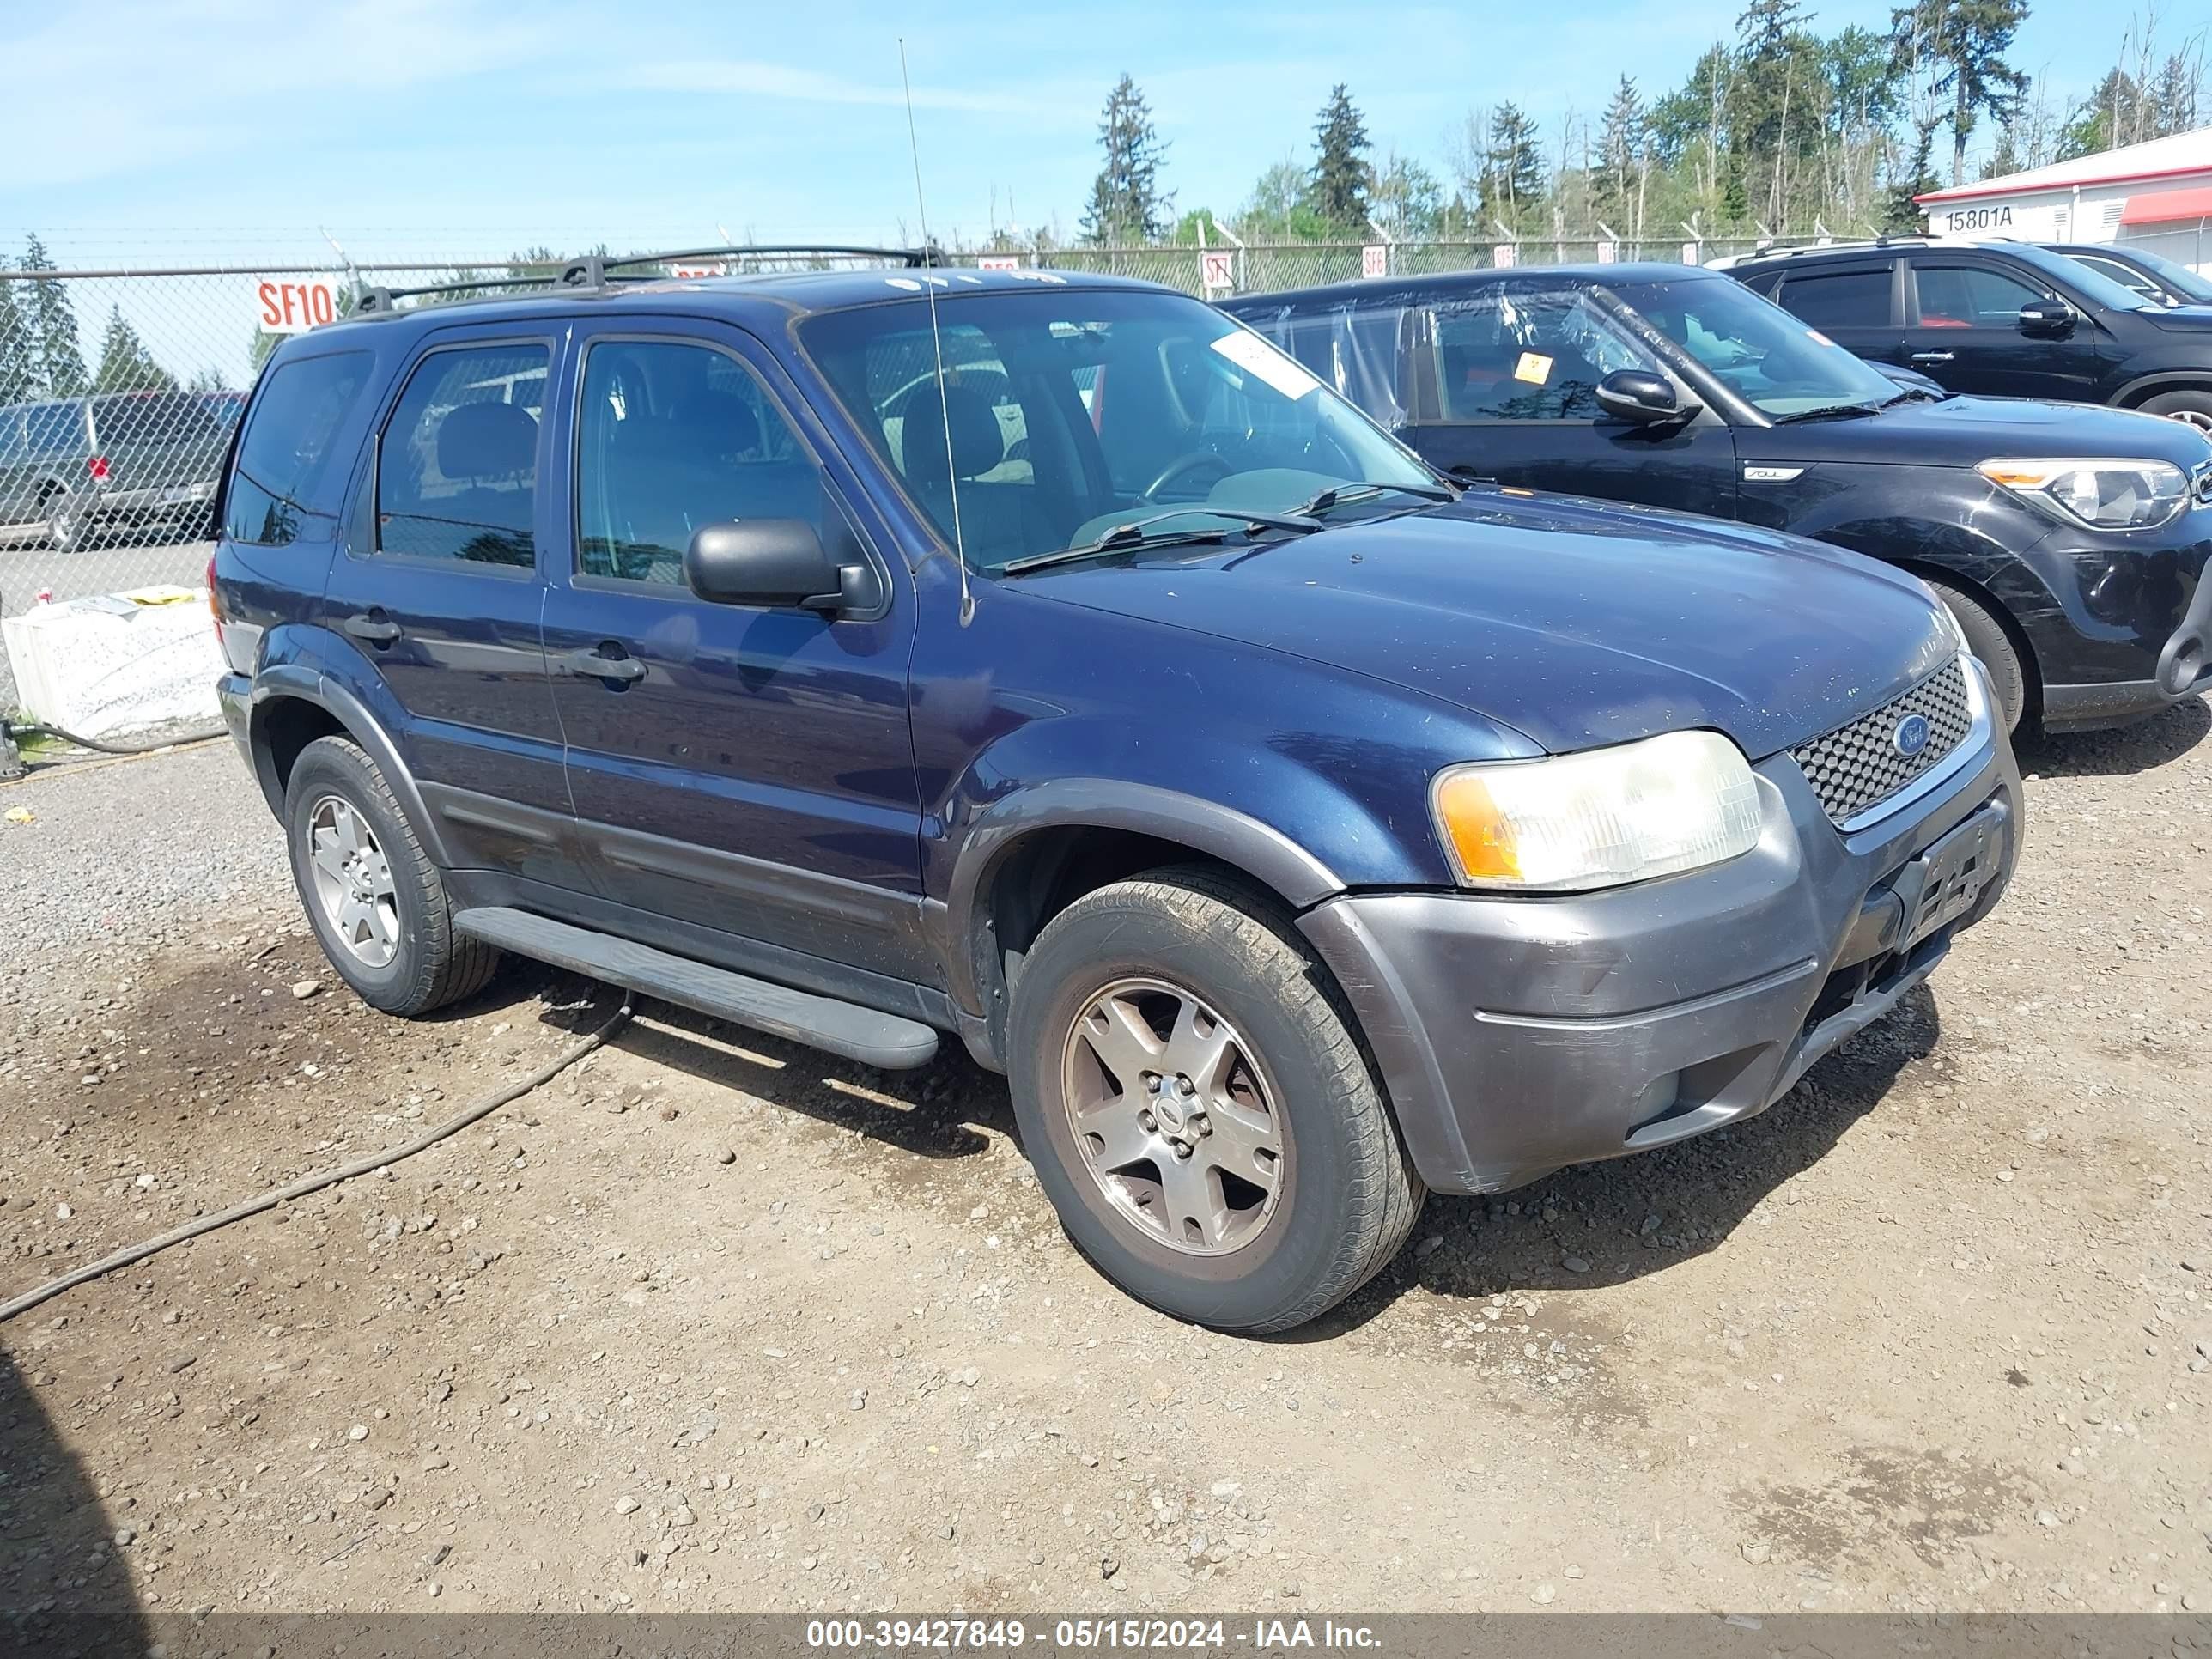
(254, 276, 343, 334)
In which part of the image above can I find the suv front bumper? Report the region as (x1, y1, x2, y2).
(1298, 696, 2021, 1194)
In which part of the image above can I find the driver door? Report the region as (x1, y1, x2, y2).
(1399, 285, 1739, 521)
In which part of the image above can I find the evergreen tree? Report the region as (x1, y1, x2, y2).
(1305, 85, 1375, 234)
(1477, 102, 1547, 228)
(1925, 0, 2030, 185)
(2148, 51, 2203, 137)
(21, 234, 86, 398)
(92, 305, 176, 393)
(1079, 75, 1174, 246)
(1594, 76, 1647, 229)
(2057, 66, 2145, 157)
(0, 258, 35, 409)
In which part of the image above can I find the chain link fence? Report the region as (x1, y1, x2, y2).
(0, 236, 1772, 716)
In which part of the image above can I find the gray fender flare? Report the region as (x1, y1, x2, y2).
(940, 779, 1345, 1019)
(248, 665, 452, 867)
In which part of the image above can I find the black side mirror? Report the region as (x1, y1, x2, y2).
(1595, 368, 1700, 426)
(684, 519, 875, 614)
(2018, 298, 2076, 337)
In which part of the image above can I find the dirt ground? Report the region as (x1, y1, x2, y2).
(2, 708, 2209, 1637)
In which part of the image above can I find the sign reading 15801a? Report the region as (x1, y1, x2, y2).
(254, 276, 342, 333)
(1942, 205, 2014, 233)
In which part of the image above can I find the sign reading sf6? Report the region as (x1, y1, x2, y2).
(255, 276, 342, 334)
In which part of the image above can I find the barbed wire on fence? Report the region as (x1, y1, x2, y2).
(0, 234, 1778, 714)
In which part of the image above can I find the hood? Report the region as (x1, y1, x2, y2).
(1741, 393, 2212, 469)
(1018, 495, 1951, 760)
(2146, 305, 2212, 333)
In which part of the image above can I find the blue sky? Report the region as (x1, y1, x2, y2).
(0, 0, 2160, 269)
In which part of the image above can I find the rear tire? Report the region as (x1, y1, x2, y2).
(1006, 865, 1424, 1334)
(44, 489, 82, 554)
(2139, 388, 2212, 434)
(283, 735, 500, 1016)
(1925, 578, 2027, 734)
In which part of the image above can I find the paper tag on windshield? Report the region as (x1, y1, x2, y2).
(1513, 351, 1553, 385)
(1210, 330, 1320, 399)
(1806, 329, 1837, 348)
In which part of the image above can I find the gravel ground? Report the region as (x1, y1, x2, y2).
(1, 709, 2209, 1636)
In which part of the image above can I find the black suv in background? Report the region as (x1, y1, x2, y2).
(1225, 264, 2212, 735)
(1728, 239, 2212, 430)
(2039, 242, 2212, 313)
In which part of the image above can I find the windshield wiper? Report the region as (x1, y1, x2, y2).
(1881, 386, 1951, 405)
(1773, 402, 1884, 424)
(999, 507, 1322, 577)
(1289, 480, 1460, 518)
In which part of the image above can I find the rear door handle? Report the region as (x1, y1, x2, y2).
(561, 646, 647, 684)
(343, 612, 401, 645)
(1910, 351, 1954, 364)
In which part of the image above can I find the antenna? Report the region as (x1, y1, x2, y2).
(898, 38, 975, 628)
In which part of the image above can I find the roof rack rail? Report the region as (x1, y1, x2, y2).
(556, 243, 943, 289)
(355, 272, 566, 314)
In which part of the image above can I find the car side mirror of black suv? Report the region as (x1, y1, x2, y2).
(685, 519, 878, 615)
(1595, 368, 1701, 426)
(2018, 298, 2077, 337)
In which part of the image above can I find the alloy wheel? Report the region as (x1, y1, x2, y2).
(1060, 976, 1286, 1255)
(306, 795, 399, 969)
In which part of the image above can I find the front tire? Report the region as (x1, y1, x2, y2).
(2140, 388, 2212, 434)
(1006, 866, 1424, 1334)
(283, 735, 499, 1016)
(1926, 578, 2027, 734)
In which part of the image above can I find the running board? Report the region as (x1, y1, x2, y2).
(452, 907, 939, 1070)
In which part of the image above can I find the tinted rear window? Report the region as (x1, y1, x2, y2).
(225, 349, 375, 546)
(21, 401, 87, 459)
(89, 393, 225, 447)
(1778, 268, 1892, 329)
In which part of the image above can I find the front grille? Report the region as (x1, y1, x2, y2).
(1790, 658, 1974, 826)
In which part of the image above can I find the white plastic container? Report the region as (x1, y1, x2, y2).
(2, 586, 224, 739)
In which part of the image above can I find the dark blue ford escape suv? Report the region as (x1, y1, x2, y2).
(211, 250, 2021, 1333)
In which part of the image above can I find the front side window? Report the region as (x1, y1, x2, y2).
(576, 339, 820, 585)
(1618, 275, 1903, 418)
(2071, 254, 2162, 301)
(376, 343, 546, 568)
(1911, 264, 2045, 329)
(1777, 267, 1892, 330)
(1427, 288, 1660, 421)
(225, 349, 374, 546)
(803, 289, 1435, 574)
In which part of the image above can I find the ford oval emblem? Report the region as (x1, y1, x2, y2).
(1893, 713, 1931, 757)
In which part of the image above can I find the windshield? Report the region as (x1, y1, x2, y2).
(802, 286, 1438, 573)
(1612, 275, 1902, 418)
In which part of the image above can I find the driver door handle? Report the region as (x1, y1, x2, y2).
(1910, 351, 1954, 364)
(561, 646, 647, 684)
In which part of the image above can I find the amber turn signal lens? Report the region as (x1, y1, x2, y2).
(1431, 770, 1520, 883)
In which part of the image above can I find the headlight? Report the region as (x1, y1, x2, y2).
(1431, 730, 1763, 892)
(1977, 457, 2190, 531)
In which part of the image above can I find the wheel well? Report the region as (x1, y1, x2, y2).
(256, 696, 349, 801)
(2118, 380, 2212, 410)
(977, 827, 1273, 1024)
(1894, 560, 2043, 703)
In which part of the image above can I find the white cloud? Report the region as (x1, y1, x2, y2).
(625, 58, 1060, 116)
